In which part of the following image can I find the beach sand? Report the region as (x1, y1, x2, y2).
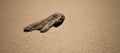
(0, 0, 120, 53)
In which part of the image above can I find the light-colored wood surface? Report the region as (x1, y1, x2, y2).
(0, 0, 120, 53)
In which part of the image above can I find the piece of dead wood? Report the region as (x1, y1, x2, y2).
(24, 12, 65, 33)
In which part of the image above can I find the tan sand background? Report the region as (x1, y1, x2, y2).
(0, 0, 120, 53)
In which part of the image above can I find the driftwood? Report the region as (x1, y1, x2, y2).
(24, 12, 65, 33)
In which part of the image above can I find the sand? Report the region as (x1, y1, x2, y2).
(0, 0, 120, 53)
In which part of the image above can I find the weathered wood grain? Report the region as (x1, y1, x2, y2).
(24, 12, 65, 33)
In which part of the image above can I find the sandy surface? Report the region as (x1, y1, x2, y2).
(0, 0, 120, 53)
